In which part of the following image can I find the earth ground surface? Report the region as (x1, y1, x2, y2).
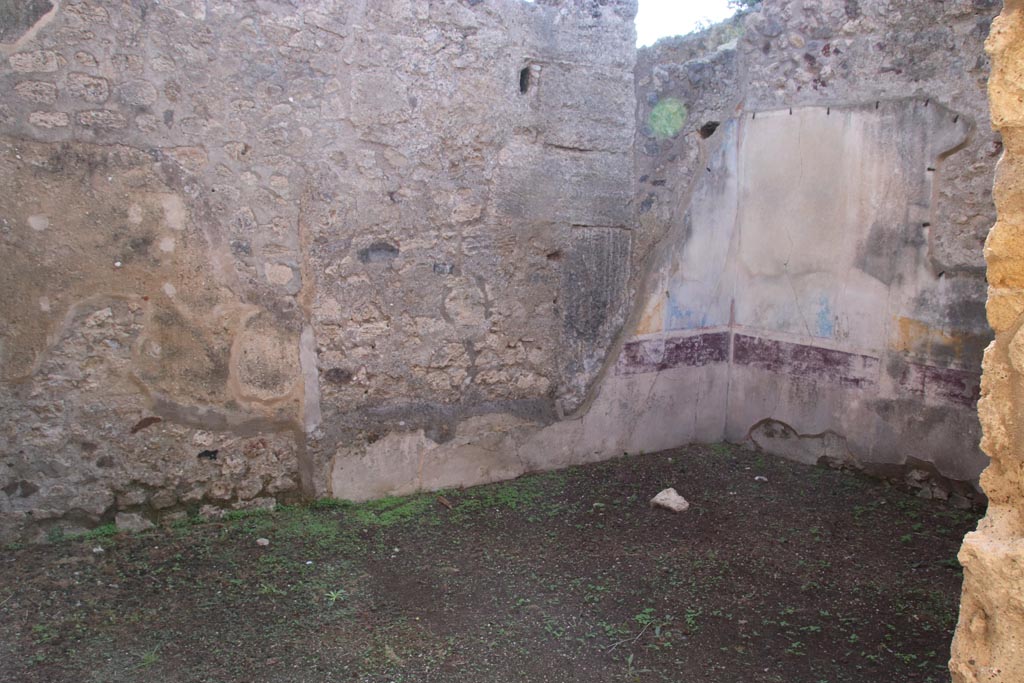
(0, 443, 981, 683)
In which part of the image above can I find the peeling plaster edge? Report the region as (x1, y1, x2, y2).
(0, 1, 61, 58)
(299, 325, 321, 434)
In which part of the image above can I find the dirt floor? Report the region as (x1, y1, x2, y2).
(0, 444, 981, 683)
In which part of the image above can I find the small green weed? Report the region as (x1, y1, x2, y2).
(131, 646, 161, 670)
(309, 498, 351, 511)
(624, 652, 651, 677)
(350, 495, 434, 527)
(223, 508, 274, 522)
(31, 624, 57, 644)
(685, 608, 703, 632)
(80, 523, 118, 540)
(635, 608, 656, 626)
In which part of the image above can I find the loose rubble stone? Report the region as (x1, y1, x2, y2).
(199, 505, 226, 521)
(161, 511, 188, 526)
(232, 497, 276, 512)
(114, 512, 154, 533)
(650, 488, 690, 513)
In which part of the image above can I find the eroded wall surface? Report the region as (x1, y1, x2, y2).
(623, 0, 1000, 492)
(0, 0, 638, 541)
(0, 0, 1003, 541)
(951, 2, 1024, 680)
(328, 0, 1003, 505)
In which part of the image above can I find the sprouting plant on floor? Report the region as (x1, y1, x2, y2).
(635, 607, 656, 626)
(709, 443, 731, 456)
(31, 624, 57, 644)
(326, 589, 348, 605)
(685, 608, 703, 632)
(130, 645, 161, 670)
(623, 653, 652, 678)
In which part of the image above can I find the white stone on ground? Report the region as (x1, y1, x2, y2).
(650, 488, 690, 513)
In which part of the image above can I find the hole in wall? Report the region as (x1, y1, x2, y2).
(323, 367, 354, 385)
(358, 240, 400, 264)
(547, 250, 563, 262)
(425, 423, 455, 444)
(519, 66, 531, 94)
(197, 449, 219, 461)
(699, 121, 720, 139)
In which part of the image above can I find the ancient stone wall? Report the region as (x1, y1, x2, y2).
(623, 0, 1001, 494)
(0, 0, 638, 541)
(0, 0, 1003, 542)
(951, 2, 1024, 680)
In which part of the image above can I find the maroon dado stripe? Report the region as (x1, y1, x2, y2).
(732, 334, 980, 406)
(732, 334, 880, 389)
(892, 360, 981, 408)
(616, 331, 980, 408)
(616, 332, 730, 376)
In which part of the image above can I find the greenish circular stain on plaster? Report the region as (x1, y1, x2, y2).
(648, 98, 688, 139)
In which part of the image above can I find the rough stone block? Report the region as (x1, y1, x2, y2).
(115, 512, 155, 533)
(7, 49, 60, 72)
(76, 109, 126, 128)
(28, 111, 68, 128)
(952, 531, 1024, 682)
(14, 80, 56, 104)
(65, 72, 109, 103)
